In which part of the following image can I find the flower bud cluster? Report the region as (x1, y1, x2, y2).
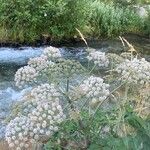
(31, 83, 60, 101)
(15, 66, 37, 88)
(5, 116, 31, 150)
(115, 58, 150, 85)
(87, 51, 109, 67)
(43, 46, 61, 59)
(79, 76, 110, 106)
(28, 55, 49, 73)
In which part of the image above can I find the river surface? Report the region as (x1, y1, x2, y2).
(0, 37, 149, 140)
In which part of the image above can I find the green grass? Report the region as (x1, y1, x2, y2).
(45, 108, 150, 150)
(0, 0, 148, 43)
(0, 0, 90, 43)
(89, 1, 143, 38)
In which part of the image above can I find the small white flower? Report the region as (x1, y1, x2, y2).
(25, 144, 29, 148)
(43, 46, 61, 59)
(46, 131, 51, 136)
(16, 147, 21, 150)
(40, 129, 44, 134)
(9, 143, 15, 148)
(14, 140, 19, 145)
(34, 134, 39, 140)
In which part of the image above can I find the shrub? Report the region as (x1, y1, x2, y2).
(89, 1, 143, 37)
(102, 0, 150, 6)
(143, 10, 150, 36)
(0, 0, 90, 42)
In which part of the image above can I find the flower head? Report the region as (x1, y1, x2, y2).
(55, 59, 85, 77)
(31, 83, 60, 101)
(28, 100, 65, 142)
(28, 55, 49, 73)
(43, 46, 61, 60)
(87, 51, 109, 67)
(115, 58, 150, 85)
(15, 66, 37, 88)
(79, 76, 110, 106)
(5, 116, 31, 149)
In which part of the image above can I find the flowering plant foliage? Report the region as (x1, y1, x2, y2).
(87, 50, 109, 67)
(5, 46, 150, 149)
(115, 58, 150, 85)
(78, 76, 110, 106)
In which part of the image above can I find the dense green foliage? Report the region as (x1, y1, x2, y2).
(100, 0, 150, 5)
(45, 107, 150, 150)
(0, 0, 89, 42)
(0, 0, 149, 42)
(143, 10, 150, 36)
(90, 1, 142, 37)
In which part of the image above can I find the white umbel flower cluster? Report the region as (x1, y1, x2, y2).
(28, 101, 65, 143)
(79, 76, 110, 106)
(115, 58, 150, 85)
(14, 46, 61, 88)
(15, 66, 37, 88)
(87, 51, 109, 67)
(31, 83, 60, 101)
(5, 116, 31, 150)
(43, 46, 61, 59)
(5, 84, 65, 149)
(28, 55, 49, 72)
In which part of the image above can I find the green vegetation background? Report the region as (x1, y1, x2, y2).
(0, 0, 149, 43)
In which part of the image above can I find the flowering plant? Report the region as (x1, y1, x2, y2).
(5, 46, 150, 149)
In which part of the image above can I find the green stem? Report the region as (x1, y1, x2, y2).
(124, 84, 129, 102)
(89, 64, 97, 74)
(66, 77, 74, 110)
(92, 81, 126, 117)
(66, 79, 90, 148)
(66, 77, 69, 93)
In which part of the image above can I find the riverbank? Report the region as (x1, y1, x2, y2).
(0, 33, 149, 47)
(0, 0, 149, 44)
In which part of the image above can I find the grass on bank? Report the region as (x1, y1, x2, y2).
(0, 0, 149, 43)
(89, 1, 143, 38)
